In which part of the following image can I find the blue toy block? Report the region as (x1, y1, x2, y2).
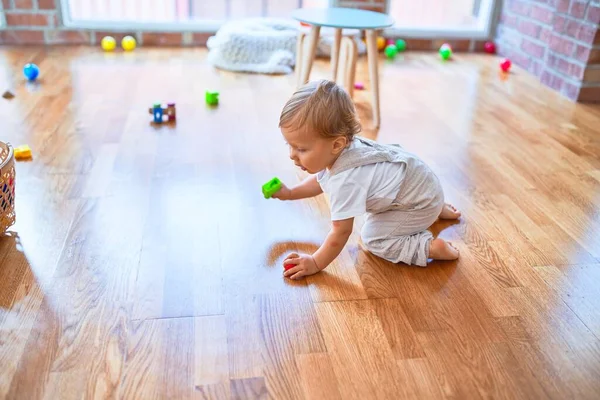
(153, 102, 163, 124)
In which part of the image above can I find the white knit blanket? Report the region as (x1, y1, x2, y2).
(207, 18, 365, 74)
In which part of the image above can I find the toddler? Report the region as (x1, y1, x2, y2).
(272, 80, 460, 280)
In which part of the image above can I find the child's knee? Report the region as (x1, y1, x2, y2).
(361, 230, 432, 267)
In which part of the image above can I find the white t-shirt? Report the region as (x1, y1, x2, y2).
(317, 144, 406, 221)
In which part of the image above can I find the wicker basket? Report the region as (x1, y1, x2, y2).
(0, 141, 16, 233)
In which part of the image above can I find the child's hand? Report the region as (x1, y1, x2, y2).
(271, 183, 292, 200)
(283, 253, 321, 280)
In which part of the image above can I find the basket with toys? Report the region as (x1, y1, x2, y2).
(0, 141, 16, 233)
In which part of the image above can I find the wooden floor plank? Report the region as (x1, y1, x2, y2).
(395, 358, 447, 399)
(224, 293, 264, 380)
(417, 330, 548, 399)
(229, 377, 268, 400)
(296, 353, 343, 400)
(259, 292, 325, 399)
(447, 241, 520, 318)
(193, 382, 231, 400)
(372, 298, 426, 360)
(0, 173, 81, 399)
(507, 285, 600, 397)
(118, 318, 195, 400)
(315, 300, 406, 399)
(7, 196, 144, 395)
(194, 315, 229, 387)
(534, 264, 600, 338)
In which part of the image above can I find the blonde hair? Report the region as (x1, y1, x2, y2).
(279, 80, 361, 141)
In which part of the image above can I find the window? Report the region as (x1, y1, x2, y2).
(386, 0, 499, 38)
(61, 0, 498, 39)
(62, 0, 331, 30)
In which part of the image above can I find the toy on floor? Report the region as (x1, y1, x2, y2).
(439, 44, 452, 60)
(2, 90, 14, 99)
(152, 103, 163, 123)
(377, 37, 386, 51)
(101, 36, 116, 51)
(262, 177, 282, 199)
(148, 102, 176, 123)
(500, 58, 512, 72)
(384, 44, 398, 59)
(121, 36, 137, 51)
(354, 82, 365, 90)
(14, 145, 32, 160)
(395, 39, 407, 52)
(23, 63, 39, 81)
(484, 41, 496, 54)
(205, 90, 219, 106)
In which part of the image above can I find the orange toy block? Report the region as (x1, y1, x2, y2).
(14, 144, 32, 160)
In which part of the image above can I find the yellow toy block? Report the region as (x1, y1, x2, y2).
(14, 145, 32, 160)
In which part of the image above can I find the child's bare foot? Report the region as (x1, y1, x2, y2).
(429, 238, 459, 261)
(439, 203, 461, 220)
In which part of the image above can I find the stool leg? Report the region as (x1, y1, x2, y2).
(342, 37, 358, 99)
(339, 38, 349, 94)
(296, 32, 305, 88)
(331, 28, 342, 82)
(365, 29, 381, 128)
(349, 38, 358, 98)
(300, 25, 321, 85)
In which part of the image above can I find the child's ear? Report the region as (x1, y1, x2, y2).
(332, 136, 348, 154)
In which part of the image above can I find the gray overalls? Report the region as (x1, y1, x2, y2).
(329, 137, 445, 266)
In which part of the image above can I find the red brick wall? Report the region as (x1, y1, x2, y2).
(497, 0, 600, 102)
(0, 0, 210, 46)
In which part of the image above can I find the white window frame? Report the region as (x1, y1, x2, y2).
(0, 2, 5, 27)
(383, 0, 501, 39)
(60, 0, 338, 32)
(60, 0, 499, 39)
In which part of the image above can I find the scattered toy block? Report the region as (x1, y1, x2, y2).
(14, 145, 32, 160)
(205, 91, 219, 106)
(262, 177, 282, 199)
(148, 102, 177, 124)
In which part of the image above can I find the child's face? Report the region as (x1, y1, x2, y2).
(281, 126, 346, 174)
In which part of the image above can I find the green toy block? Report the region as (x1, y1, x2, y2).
(262, 177, 282, 199)
(205, 90, 219, 105)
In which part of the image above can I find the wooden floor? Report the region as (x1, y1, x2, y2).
(1, 47, 600, 399)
